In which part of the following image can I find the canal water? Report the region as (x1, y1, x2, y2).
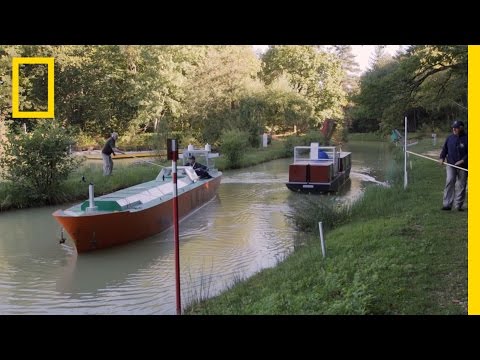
(0, 141, 394, 314)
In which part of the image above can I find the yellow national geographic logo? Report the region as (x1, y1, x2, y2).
(12, 57, 55, 118)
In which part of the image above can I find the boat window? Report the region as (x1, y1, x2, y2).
(184, 166, 200, 182)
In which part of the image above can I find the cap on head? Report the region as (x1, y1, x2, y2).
(111, 132, 119, 138)
(451, 120, 464, 128)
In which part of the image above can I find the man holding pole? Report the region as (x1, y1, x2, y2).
(439, 120, 468, 211)
(102, 132, 125, 176)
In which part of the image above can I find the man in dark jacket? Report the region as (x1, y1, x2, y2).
(186, 155, 211, 179)
(439, 120, 468, 211)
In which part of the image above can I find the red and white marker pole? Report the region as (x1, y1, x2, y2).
(171, 139, 181, 315)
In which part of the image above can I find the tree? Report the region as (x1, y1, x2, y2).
(262, 77, 315, 133)
(5, 45, 139, 137)
(183, 46, 262, 145)
(129, 45, 204, 139)
(332, 45, 360, 93)
(0, 46, 21, 156)
(351, 45, 467, 133)
(369, 45, 390, 69)
(260, 45, 347, 129)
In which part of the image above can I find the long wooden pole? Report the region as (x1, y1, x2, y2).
(406, 150, 468, 172)
(118, 151, 166, 168)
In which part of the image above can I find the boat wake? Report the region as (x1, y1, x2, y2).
(350, 171, 390, 187)
(222, 172, 287, 184)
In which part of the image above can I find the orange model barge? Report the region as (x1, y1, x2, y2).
(53, 148, 221, 253)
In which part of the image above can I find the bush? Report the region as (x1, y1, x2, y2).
(74, 130, 102, 150)
(120, 132, 165, 151)
(283, 135, 303, 157)
(219, 129, 249, 168)
(0, 121, 83, 205)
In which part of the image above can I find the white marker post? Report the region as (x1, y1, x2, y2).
(318, 222, 326, 258)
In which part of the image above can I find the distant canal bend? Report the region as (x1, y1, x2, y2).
(0, 141, 394, 314)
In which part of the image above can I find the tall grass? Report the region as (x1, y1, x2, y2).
(182, 262, 216, 315)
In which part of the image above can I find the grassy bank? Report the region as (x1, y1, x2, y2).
(348, 132, 386, 141)
(185, 139, 467, 314)
(0, 139, 289, 211)
(0, 161, 160, 210)
(348, 131, 449, 143)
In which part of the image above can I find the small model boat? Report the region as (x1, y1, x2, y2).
(286, 143, 351, 193)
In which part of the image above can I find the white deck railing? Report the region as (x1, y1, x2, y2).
(293, 144, 339, 176)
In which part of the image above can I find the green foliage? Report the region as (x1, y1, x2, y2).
(118, 132, 165, 151)
(1, 45, 351, 151)
(332, 45, 361, 94)
(183, 46, 262, 145)
(262, 78, 316, 133)
(128, 46, 201, 135)
(348, 132, 385, 142)
(74, 129, 102, 149)
(351, 45, 467, 134)
(1, 158, 162, 211)
(0, 46, 20, 127)
(351, 59, 402, 131)
(5, 44, 464, 160)
(0, 46, 137, 135)
(283, 136, 302, 157)
(63, 45, 138, 135)
(237, 96, 266, 147)
(260, 45, 347, 125)
(0, 121, 83, 205)
(212, 138, 288, 171)
(282, 131, 326, 157)
(219, 129, 249, 168)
